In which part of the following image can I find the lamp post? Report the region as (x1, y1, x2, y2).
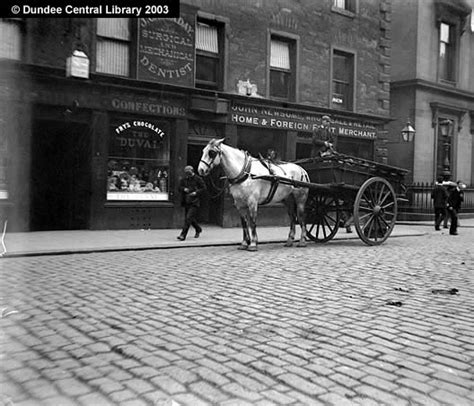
(439, 119, 453, 180)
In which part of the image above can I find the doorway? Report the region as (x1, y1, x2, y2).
(30, 120, 91, 231)
(187, 143, 224, 225)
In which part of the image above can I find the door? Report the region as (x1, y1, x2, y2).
(30, 120, 91, 230)
(187, 143, 224, 225)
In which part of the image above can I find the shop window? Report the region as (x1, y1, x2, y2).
(333, 0, 356, 13)
(107, 120, 170, 201)
(332, 49, 354, 111)
(438, 22, 456, 83)
(270, 37, 296, 101)
(195, 19, 223, 90)
(0, 19, 23, 60)
(96, 18, 130, 76)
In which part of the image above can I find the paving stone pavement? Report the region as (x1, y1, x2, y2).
(0, 226, 473, 405)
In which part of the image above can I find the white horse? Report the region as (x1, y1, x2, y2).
(198, 139, 309, 251)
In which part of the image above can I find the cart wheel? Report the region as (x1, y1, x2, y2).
(353, 177, 397, 245)
(305, 194, 340, 243)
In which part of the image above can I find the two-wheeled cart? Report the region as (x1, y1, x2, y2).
(255, 153, 408, 246)
(297, 153, 408, 245)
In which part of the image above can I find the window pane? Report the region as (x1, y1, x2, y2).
(196, 54, 218, 84)
(196, 22, 218, 53)
(271, 40, 290, 69)
(0, 20, 21, 60)
(440, 23, 450, 43)
(270, 70, 290, 98)
(97, 18, 130, 40)
(96, 40, 129, 76)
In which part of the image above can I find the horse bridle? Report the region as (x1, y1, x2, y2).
(200, 145, 252, 185)
(200, 146, 221, 169)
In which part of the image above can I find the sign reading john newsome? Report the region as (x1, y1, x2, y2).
(138, 17, 195, 86)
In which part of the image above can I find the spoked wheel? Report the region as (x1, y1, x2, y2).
(353, 177, 397, 245)
(305, 193, 340, 243)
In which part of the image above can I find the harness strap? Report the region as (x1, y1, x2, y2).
(260, 178, 280, 205)
(228, 151, 252, 185)
(258, 157, 287, 205)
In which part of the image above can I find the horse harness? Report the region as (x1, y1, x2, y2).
(201, 146, 287, 205)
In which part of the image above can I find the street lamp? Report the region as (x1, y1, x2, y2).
(401, 119, 416, 142)
(439, 119, 453, 180)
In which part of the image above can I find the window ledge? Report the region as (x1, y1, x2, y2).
(331, 6, 356, 18)
(439, 79, 457, 87)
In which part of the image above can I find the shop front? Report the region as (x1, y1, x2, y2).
(217, 100, 384, 227)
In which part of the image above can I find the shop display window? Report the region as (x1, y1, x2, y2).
(107, 120, 170, 201)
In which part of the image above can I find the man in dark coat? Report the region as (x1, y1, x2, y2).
(311, 115, 336, 157)
(446, 181, 464, 236)
(177, 165, 206, 241)
(431, 176, 448, 230)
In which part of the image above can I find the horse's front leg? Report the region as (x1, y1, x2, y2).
(296, 195, 308, 247)
(247, 203, 259, 252)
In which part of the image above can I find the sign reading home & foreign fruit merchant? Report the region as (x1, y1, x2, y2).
(230, 102, 378, 139)
(138, 17, 195, 86)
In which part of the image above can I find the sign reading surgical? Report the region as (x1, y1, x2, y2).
(108, 121, 170, 201)
(230, 103, 378, 139)
(137, 17, 195, 86)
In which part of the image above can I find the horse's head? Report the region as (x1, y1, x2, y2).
(198, 138, 225, 176)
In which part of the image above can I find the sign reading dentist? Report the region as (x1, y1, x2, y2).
(137, 17, 195, 86)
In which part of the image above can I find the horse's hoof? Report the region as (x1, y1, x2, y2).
(237, 245, 248, 250)
(296, 242, 307, 248)
(247, 246, 258, 252)
(284, 242, 293, 247)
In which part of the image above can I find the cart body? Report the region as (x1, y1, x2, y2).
(294, 153, 409, 245)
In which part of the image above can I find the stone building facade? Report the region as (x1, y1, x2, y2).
(0, 0, 395, 231)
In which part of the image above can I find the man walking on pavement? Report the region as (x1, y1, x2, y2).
(446, 181, 463, 236)
(177, 165, 206, 241)
(431, 176, 448, 230)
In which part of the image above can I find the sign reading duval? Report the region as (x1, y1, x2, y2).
(230, 103, 378, 139)
(138, 17, 195, 86)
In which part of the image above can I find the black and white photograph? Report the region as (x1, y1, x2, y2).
(1, 0, 473, 404)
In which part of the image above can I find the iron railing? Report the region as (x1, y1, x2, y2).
(399, 183, 474, 214)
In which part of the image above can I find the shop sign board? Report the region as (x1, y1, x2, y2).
(230, 102, 378, 139)
(137, 17, 195, 86)
(109, 95, 186, 117)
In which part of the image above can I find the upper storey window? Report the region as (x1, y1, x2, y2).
(438, 22, 456, 83)
(332, 49, 354, 111)
(0, 19, 23, 60)
(195, 20, 223, 90)
(270, 37, 296, 101)
(333, 0, 356, 13)
(96, 18, 130, 77)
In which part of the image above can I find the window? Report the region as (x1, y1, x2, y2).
(195, 20, 223, 90)
(333, 0, 356, 13)
(107, 120, 170, 201)
(332, 50, 354, 111)
(96, 18, 130, 76)
(270, 37, 296, 101)
(0, 19, 23, 60)
(439, 22, 456, 82)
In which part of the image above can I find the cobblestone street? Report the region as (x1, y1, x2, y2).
(1, 227, 473, 405)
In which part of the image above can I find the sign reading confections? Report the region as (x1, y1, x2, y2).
(137, 17, 195, 86)
(230, 102, 378, 139)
